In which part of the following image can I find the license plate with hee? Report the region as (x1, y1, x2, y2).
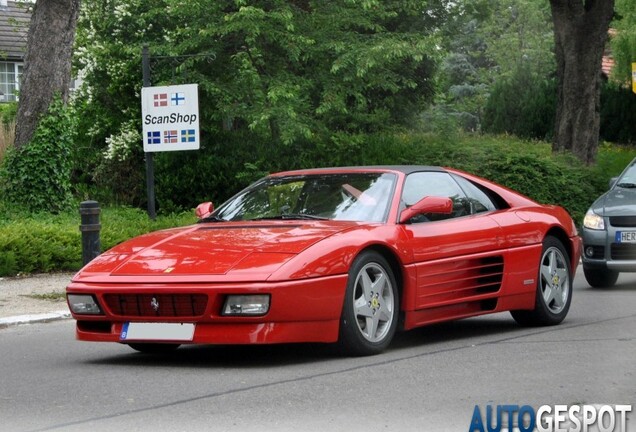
(616, 231, 636, 243)
(120, 322, 195, 341)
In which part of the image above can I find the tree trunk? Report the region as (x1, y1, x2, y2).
(14, 0, 80, 149)
(550, 0, 614, 165)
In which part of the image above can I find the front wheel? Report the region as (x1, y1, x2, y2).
(511, 236, 572, 326)
(338, 250, 399, 356)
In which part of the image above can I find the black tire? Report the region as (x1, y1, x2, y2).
(127, 343, 181, 354)
(338, 250, 399, 356)
(583, 266, 619, 288)
(511, 236, 572, 326)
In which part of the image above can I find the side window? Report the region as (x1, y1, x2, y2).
(452, 174, 497, 213)
(402, 172, 470, 221)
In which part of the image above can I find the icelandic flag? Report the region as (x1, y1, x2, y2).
(164, 130, 178, 143)
(153, 93, 168, 107)
(180, 129, 196, 143)
(147, 131, 161, 144)
(171, 92, 186, 106)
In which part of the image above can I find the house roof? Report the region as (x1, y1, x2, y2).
(0, 1, 31, 60)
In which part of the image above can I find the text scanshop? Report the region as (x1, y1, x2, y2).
(144, 113, 197, 125)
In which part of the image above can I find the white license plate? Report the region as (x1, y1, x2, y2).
(617, 231, 636, 243)
(120, 322, 195, 341)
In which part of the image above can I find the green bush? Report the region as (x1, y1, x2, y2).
(2, 133, 635, 277)
(482, 68, 556, 141)
(0, 98, 76, 213)
(0, 205, 194, 277)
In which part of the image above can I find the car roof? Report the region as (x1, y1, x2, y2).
(272, 166, 446, 176)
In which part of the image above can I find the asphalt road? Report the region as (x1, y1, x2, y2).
(1, 269, 634, 432)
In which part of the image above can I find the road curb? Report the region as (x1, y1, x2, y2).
(0, 310, 71, 329)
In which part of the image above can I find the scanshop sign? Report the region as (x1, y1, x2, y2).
(141, 84, 200, 152)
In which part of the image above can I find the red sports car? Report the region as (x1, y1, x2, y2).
(66, 166, 581, 356)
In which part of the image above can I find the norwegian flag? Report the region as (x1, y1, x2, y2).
(163, 130, 178, 143)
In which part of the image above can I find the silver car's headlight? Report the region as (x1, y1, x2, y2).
(583, 210, 605, 230)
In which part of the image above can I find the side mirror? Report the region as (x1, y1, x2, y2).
(399, 196, 453, 224)
(195, 202, 214, 219)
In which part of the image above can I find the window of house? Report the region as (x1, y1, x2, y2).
(0, 62, 23, 102)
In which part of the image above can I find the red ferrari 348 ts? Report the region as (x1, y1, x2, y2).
(67, 166, 581, 356)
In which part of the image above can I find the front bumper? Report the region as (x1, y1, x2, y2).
(67, 274, 347, 345)
(582, 225, 636, 272)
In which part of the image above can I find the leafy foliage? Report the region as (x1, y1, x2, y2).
(164, 0, 440, 141)
(0, 98, 76, 213)
(610, 0, 636, 84)
(73, 0, 441, 209)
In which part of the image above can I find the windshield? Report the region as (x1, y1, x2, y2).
(214, 172, 396, 223)
(616, 161, 636, 188)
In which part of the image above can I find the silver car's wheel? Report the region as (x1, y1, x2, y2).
(339, 250, 399, 355)
(511, 236, 572, 326)
(583, 266, 619, 288)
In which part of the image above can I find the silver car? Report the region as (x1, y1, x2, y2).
(582, 157, 636, 287)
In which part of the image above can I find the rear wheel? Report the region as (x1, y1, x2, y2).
(583, 266, 618, 288)
(127, 343, 181, 354)
(338, 251, 399, 356)
(511, 236, 572, 326)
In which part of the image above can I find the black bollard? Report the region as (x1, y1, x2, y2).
(79, 201, 101, 266)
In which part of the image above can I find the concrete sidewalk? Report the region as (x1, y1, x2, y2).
(0, 272, 74, 328)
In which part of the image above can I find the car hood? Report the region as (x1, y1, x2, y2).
(75, 222, 355, 282)
(592, 187, 636, 216)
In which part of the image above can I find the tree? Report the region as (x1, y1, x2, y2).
(434, 0, 554, 133)
(165, 0, 440, 143)
(14, 0, 80, 149)
(550, 0, 615, 165)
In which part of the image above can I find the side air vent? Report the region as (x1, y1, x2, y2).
(415, 255, 504, 309)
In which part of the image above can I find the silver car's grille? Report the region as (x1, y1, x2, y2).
(609, 216, 636, 227)
(611, 244, 636, 260)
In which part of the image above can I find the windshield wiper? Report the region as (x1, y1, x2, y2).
(197, 215, 226, 223)
(249, 213, 328, 221)
(617, 182, 636, 189)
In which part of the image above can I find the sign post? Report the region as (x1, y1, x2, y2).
(141, 44, 201, 219)
(142, 45, 156, 220)
(632, 62, 636, 95)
